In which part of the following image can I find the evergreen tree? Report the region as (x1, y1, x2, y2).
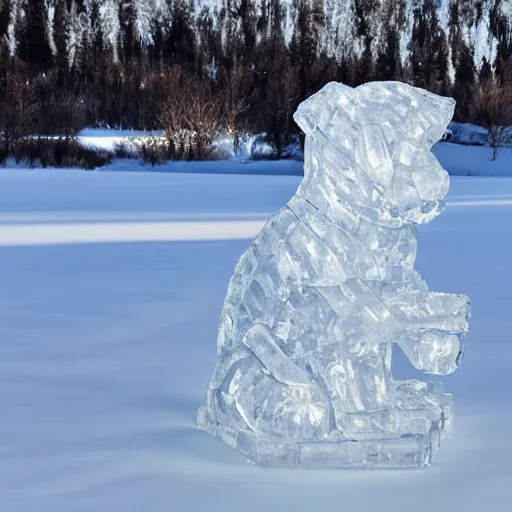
(17, 0, 53, 71)
(289, 0, 323, 100)
(119, 0, 140, 63)
(231, 0, 257, 53)
(0, 0, 11, 41)
(355, 37, 374, 84)
(479, 57, 492, 84)
(409, 0, 448, 93)
(452, 42, 476, 121)
(166, 0, 195, 70)
(0, 0, 509, 139)
(375, 27, 401, 81)
(53, 0, 70, 84)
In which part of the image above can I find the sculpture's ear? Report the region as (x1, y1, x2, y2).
(293, 82, 356, 137)
(400, 84, 456, 146)
(356, 81, 456, 147)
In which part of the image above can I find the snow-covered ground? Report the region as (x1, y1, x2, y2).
(1, 168, 512, 511)
(78, 128, 165, 152)
(448, 122, 489, 146)
(103, 158, 304, 176)
(100, 142, 512, 176)
(75, 128, 512, 177)
(432, 143, 512, 176)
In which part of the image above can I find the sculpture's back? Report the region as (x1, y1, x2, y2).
(198, 81, 471, 468)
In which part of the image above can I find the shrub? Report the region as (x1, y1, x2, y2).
(11, 138, 112, 169)
(0, 71, 39, 154)
(114, 136, 169, 166)
(141, 138, 170, 166)
(115, 134, 226, 165)
(113, 139, 141, 159)
(472, 79, 512, 160)
(157, 66, 223, 160)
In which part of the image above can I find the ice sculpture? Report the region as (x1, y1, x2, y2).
(197, 81, 471, 469)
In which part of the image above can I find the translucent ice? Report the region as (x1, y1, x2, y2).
(197, 81, 471, 469)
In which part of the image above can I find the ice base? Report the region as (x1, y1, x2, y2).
(197, 382, 453, 469)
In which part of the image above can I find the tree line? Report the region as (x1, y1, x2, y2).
(1, 0, 512, 162)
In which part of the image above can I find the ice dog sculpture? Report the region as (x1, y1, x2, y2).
(197, 81, 470, 468)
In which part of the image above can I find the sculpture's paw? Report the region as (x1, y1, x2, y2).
(417, 330, 463, 375)
(394, 380, 454, 439)
(400, 324, 464, 375)
(248, 383, 331, 442)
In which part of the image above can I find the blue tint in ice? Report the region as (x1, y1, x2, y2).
(198, 81, 471, 468)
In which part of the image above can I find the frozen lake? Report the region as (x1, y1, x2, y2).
(1, 169, 511, 511)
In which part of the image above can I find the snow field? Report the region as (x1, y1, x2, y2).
(0, 169, 511, 510)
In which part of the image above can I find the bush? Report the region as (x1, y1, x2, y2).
(157, 66, 223, 160)
(141, 138, 170, 166)
(0, 145, 7, 166)
(114, 137, 169, 166)
(115, 135, 227, 165)
(471, 79, 512, 160)
(113, 139, 141, 159)
(11, 138, 112, 169)
(0, 71, 39, 153)
(249, 133, 280, 160)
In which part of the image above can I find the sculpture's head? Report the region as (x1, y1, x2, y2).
(294, 81, 455, 227)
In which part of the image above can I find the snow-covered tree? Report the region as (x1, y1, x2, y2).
(1, 0, 512, 138)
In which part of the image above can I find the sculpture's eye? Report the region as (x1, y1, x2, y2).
(356, 125, 393, 189)
(456, 347, 464, 367)
(422, 201, 436, 214)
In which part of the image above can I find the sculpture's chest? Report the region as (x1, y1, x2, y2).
(358, 223, 418, 280)
(247, 204, 418, 294)
(261, 208, 366, 286)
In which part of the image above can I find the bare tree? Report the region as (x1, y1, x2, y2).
(0, 71, 39, 156)
(266, 59, 299, 156)
(473, 79, 512, 161)
(158, 66, 223, 160)
(225, 59, 250, 155)
(33, 71, 87, 139)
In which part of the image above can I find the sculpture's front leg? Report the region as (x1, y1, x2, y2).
(368, 284, 469, 440)
(312, 282, 400, 437)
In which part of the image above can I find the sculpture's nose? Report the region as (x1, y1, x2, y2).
(412, 155, 450, 203)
